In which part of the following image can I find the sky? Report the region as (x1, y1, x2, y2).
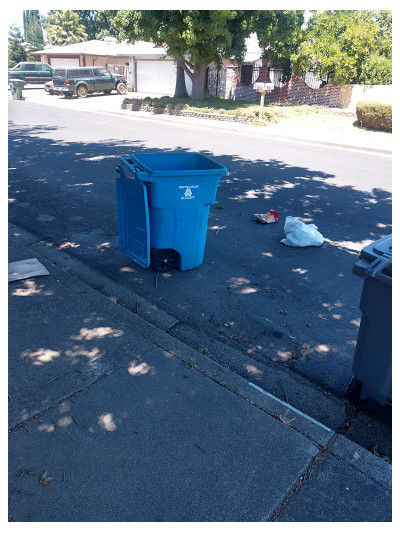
(7, 7, 50, 30)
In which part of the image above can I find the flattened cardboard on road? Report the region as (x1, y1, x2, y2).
(8, 258, 49, 282)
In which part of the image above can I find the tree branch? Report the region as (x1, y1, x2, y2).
(181, 56, 194, 80)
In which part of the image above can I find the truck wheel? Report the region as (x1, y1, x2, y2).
(116, 82, 127, 95)
(77, 85, 88, 98)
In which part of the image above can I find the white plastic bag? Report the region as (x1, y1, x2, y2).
(281, 216, 324, 247)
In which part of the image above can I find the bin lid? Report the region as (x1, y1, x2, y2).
(116, 175, 151, 268)
(353, 234, 392, 285)
(131, 152, 228, 177)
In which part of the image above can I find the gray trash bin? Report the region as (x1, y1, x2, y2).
(9, 79, 25, 100)
(348, 234, 392, 405)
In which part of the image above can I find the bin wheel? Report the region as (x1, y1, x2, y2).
(346, 377, 362, 406)
(151, 249, 178, 272)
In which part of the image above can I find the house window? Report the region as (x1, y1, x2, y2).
(240, 64, 253, 86)
(107, 64, 124, 76)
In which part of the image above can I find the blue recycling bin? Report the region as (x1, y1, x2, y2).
(116, 152, 228, 271)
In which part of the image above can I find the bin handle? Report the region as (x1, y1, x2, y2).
(116, 157, 139, 179)
(364, 252, 392, 286)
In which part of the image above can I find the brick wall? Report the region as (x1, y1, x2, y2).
(288, 76, 343, 107)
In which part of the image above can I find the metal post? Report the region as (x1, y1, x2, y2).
(259, 90, 265, 119)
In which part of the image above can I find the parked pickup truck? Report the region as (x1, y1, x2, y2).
(52, 66, 127, 98)
(8, 62, 53, 83)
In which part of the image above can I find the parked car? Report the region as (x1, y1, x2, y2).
(8, 62, 53, 83)
(52, 66, 127, 98)
(44, 80, 59, 95)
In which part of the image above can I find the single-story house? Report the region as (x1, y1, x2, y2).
(32, 34, 264, 98)
(33, 37, 188, 95)
(33, 37, 133, 78)
(114, 35, 263, 97)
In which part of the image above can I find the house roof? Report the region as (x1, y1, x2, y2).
(33, 38, 168, 58)
(33, 34, 262, 61)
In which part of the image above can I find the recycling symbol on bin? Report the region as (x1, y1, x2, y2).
(184, 188, 192, 198)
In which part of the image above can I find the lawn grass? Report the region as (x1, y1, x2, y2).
(124, 95, 328, 124)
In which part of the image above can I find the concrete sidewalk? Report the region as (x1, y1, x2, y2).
(8, 225, 392, 522)
(14, 87, 392, 155)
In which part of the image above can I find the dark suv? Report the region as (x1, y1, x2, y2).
(52, 66, 127, 98)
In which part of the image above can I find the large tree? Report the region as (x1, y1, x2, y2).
(23, 10, 44, 59)
(112, 10, 304, 100)
(23, 10, 44, 49)
(292, 10, 392, 85)
(45, 10, 88, 46)
(8, 24, 26, 67)
(112, 10, 255, 100)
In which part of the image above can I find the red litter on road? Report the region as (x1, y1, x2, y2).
(254, 210, 279, 224)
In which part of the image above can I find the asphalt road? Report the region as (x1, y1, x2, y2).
(8, 100, 392, 399)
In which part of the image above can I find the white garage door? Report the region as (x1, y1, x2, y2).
(136, 60, 176, 95)
(50, 58, 80, 68)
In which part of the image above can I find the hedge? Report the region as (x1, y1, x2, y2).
(356, 101, 392, 132)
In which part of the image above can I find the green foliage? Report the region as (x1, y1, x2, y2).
(356, 101, 392, 132)
(8, 24, 26, 66)
(45, 10, 88, 46)
(73, 10, 118, 40)
(252, 10, 304, 68)
(23, 10, 44, 60)
(358, 54, 392, 85)
(114, 10, 251, 68)
(292, 10, 392, 85)
(23, 10, 44, 50)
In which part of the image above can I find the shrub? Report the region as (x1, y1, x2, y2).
(358, 54, 392, 85)
(356, 101, 392, 132)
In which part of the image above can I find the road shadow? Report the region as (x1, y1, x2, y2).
(8, 121, 392, 400)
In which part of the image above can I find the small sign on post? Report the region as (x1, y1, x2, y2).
(253, 82, 274, 119)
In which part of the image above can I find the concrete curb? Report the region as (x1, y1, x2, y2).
(8, 222, 392, 493)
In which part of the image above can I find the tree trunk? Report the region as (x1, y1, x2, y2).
(174, 57, 189, 98)
(191, 63, 207, 101)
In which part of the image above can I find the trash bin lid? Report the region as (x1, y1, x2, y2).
(353, 234, 392, 285)
(116, 174, 151, 268)
(9, 78, 26, 86)
(131, 152, 227, 177)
